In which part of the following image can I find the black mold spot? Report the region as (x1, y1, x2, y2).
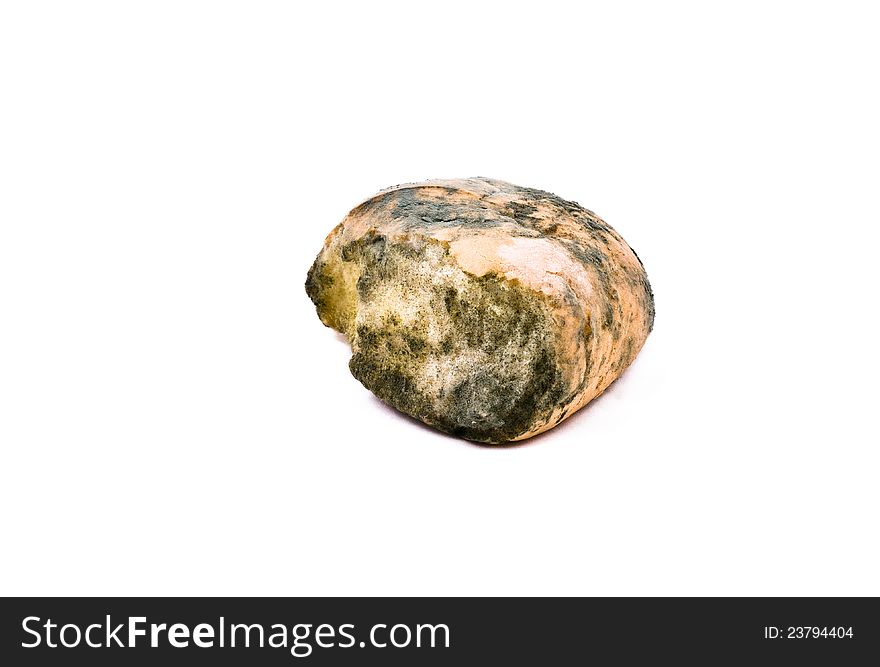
(558, 238, 621, 340)
(603, 303, 615, 329)
(305, 258, 332, 309)
(443, 287, 457, 313)
(506, 201, 539, 222)
(341, 232, 388, 299)
(379, 188, 523, 233)
(618, 338, 635, 371)
(403, 333, 426, 355)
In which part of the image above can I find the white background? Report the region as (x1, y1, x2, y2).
(1, 1, 878, 596)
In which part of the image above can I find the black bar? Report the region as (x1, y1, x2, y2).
(1, 597, 877, 664)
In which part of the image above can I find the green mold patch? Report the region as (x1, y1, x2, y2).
(309, 232, 568, 443)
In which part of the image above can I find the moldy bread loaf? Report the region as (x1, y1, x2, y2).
(306, 178, 654, 443)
